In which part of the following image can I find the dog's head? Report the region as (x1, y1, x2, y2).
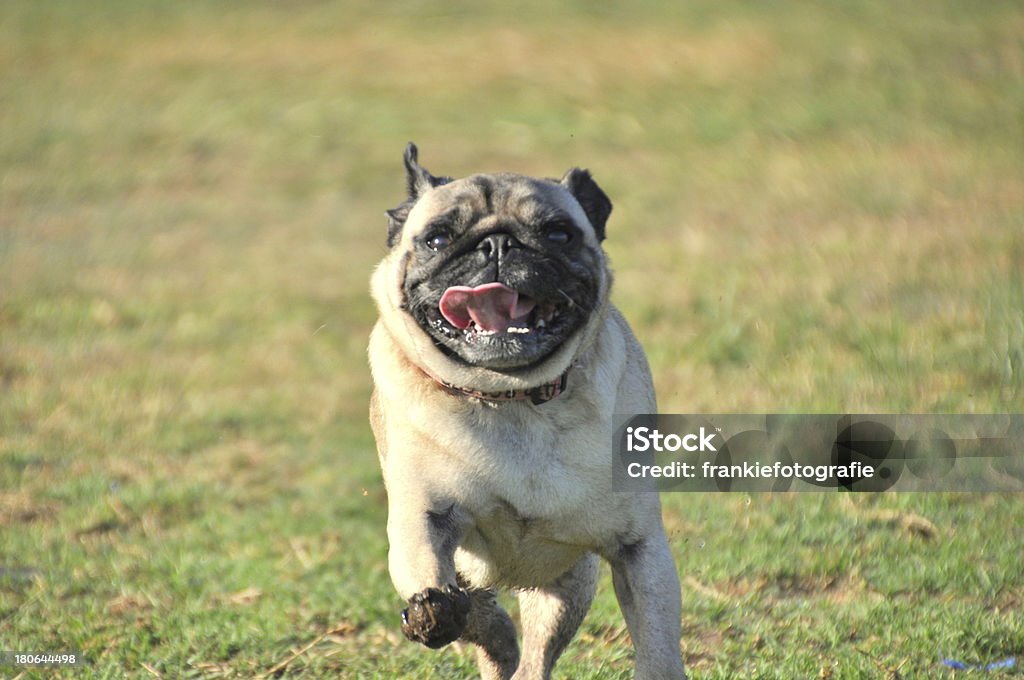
(372, 143, 613, 391)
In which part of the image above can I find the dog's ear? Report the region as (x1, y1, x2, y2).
(560, 167, 612, 242)
(385, 200, 414, 248)
(385, 142, 452, 247)
(402, 142, 451, 199)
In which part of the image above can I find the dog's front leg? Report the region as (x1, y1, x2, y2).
(607, 529, 687, 679)
(387, 490, 472, 649)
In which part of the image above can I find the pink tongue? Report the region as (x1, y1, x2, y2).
(439, 283, 536, 333)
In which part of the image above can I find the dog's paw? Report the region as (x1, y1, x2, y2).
(400, 584, 470, 648)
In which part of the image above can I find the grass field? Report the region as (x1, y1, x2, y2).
(2, 1, 1023, 678)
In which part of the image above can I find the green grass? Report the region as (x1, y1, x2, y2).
(2, 1, 1023, 678)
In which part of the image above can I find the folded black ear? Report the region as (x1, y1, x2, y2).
(385, 201, 413, 248)
(560, 168, 612, 241)
(384, 143, 452, 247)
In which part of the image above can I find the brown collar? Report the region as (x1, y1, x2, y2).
(420, 367, 569, 405)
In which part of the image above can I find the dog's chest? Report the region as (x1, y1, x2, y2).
(444, 401, 621, 580)
(451, 401, 609, 516)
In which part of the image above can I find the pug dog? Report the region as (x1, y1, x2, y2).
(368, 143, 686, 680)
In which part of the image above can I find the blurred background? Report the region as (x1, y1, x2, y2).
(2, 2, 1022, 677)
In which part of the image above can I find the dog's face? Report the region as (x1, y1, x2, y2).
(384, 144, 613, 372)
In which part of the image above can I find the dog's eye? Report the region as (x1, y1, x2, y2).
(546, 229, 572, 245)
(425, 233, 452, 251)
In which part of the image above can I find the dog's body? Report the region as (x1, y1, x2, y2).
(368, 144, 685, 679)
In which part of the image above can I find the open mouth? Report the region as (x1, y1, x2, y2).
(435, 283, 563, 340)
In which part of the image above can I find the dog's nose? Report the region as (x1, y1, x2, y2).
(477, 233, 519, 261)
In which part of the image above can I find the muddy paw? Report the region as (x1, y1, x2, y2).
(400, 584, 470, 648)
